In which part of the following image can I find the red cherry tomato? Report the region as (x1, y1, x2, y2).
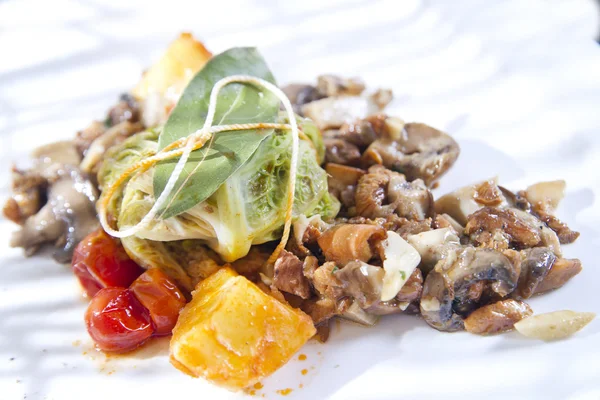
(72, 228, 144, 297)
(85, 287, 155, 353)
(130, 269, 186, 336)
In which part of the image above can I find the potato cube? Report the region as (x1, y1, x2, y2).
(170, 267, 316, 390)
(133, 32, 212, 100)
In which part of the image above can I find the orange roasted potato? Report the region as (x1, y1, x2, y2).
(132, 32, 212, 101)
(170, 267, 316, 390)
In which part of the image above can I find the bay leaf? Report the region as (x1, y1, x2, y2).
(153, 47, 279, 219)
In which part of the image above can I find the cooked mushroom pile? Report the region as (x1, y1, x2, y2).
(265, 77, 582, 339)
(3, 95, 144, 262)
(4, 73, 584, 342)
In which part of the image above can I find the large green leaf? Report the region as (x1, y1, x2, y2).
(153, 47, 279, 219)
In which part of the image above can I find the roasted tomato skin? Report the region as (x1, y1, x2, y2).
(85, 287, 155, 353)
(72, 228, 144, 297)
(130, 269, 186, 336)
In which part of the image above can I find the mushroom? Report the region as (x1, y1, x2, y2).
(107, 93, 140, 127)
(522, 181, 580, 245)
(335, 261, 384, 308)
(464, 299, 533, 335)
(10, 169, 99, 262)
(513, 247, 557, 299)
(420, 247, 519, 331)
(2, 166, 46, 224)
(281, 83, 321, 114)
(341, 301, 380, 326)
(8, 141, 100, 262)
(334, 260, 422, 316)
(362, 122, 460, 187)
(433, 213, 464, 235)
(465, 207, 542, 250)
(501, 184, 578, 245)
(354, 165, 432, 220)
(273, 250, 312, 299)
(324, 138, 362, 166)
(335, 114, 396, 148)
(326, 163, 365, 187)
(512, 208, 562, 256)
(326, 163, 365, 211)
(317, 224, 386, 265)
(80, 121, 144, 174)
(534, 257, 582, 294)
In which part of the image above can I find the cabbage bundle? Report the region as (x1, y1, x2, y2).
(99, 116, 338, 263)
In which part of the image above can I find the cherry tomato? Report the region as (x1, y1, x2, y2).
(72, 228, 144, 297)
(130, 269, 186, 336)
(85, 287, 155, 353)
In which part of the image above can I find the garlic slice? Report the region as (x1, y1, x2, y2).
(381, 231, 421, 301)
(514, 310, 595, 341)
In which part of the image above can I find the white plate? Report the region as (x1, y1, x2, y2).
(1, 1, 600, 399)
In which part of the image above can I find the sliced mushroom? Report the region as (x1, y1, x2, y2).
(465, 207, 542, 250)
(317, 224, 386, 265)
(10, 170, 99, 262)
(536, 212, 580, 244)
(365, 300, 411, 316)
(420, 247, 519, 331)
(326, 163, 365, 187)
(433, 213, 464, 236)
(534, 258, 582, 294)
(335, 114, 395, 148)
(107, 93, 140, 126)
(499, 186, 531, 212)
(291, 214, 330, 257)
(281, 83, 321, 114)
(326, 163, 365, 210)
(513, 247, 557, 299)
(80, 121, 144, 174)
(354, 165, 432, 220)
(312, 262, 344, 299)
(334, 260, 421, 316)
(75, 121, 106, 157)
(301, 296, 348, 326)
(3, 166, 46, 224)
(387, 174, 433, 221)
(464, 299, 533, 335)
(395, 268, 423, 303)
(32, 141, 82, 168)
(324, 138, 362, 166)
(335, 261, 384, 308)
(512, 208, 562, 256)
(341, 301, 380, 326)
(273, 250, 312, 299)
(362, 122, 460, 186)
(504, 183, 578, 246)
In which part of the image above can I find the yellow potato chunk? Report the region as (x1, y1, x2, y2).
(133, 32, 212, 100)
(170, 267, 316, 390)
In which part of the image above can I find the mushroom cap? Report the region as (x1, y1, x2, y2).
(420, 246, 519, 331)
